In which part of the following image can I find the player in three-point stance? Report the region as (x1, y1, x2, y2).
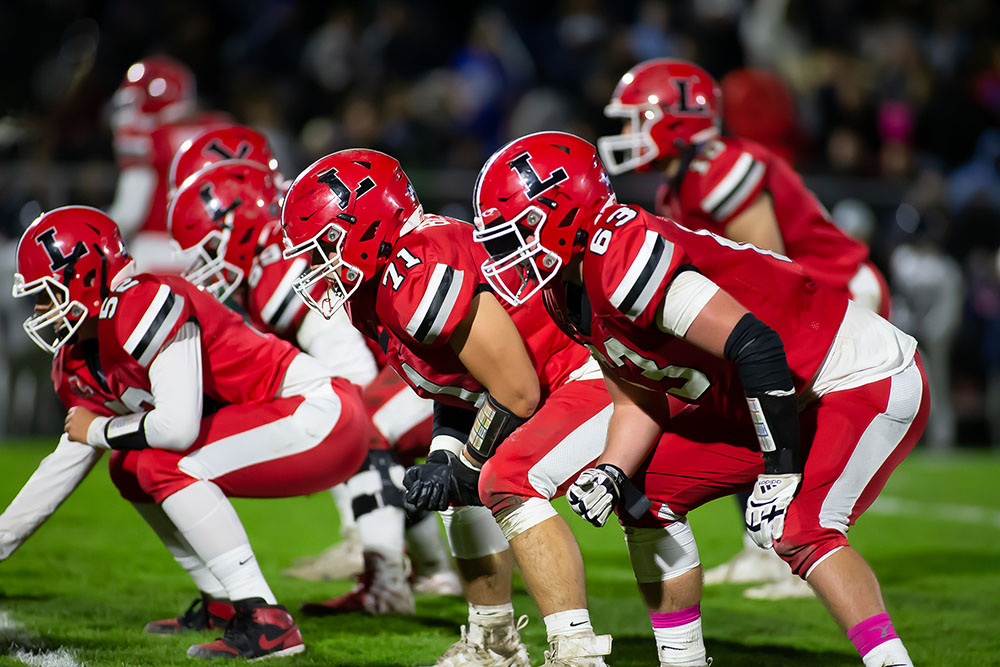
(472, 131, 927, 667)
(6, 206, 386, 660)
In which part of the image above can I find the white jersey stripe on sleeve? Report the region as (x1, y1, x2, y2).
(262, 258, 308, 331)
(400, 362, 483, 405)
(610, 230, 674, 321)
(406, 264, 465, 344)
(700, 152, 764, 220)
(123, 284, 187, 367)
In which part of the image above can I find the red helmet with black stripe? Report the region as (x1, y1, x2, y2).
(472, 131, 615, 305)
(281, 149, 421, 318)
(169, 125, 281, 196)
(13, 206, 133, 353)
(598, 58, 721, 175)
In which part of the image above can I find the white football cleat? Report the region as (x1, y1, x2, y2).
(703, 544, 789, 585)
(542, 632, 613, 666)
(427, 615, 531, 667)
(283, 526, 364, 581)
(411, 569, 464, 596)
(300, 551, 414, 616)
(743, 576, 814, 600)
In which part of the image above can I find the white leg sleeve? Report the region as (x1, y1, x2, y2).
(132, 502, 227, 599)
(439, 506, 509, 559)
(624, 520, 700, 583)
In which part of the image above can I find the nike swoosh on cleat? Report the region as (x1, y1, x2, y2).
(259, 629, 299, 651)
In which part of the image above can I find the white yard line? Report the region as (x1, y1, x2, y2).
(870, 495, 1000, 529)
(0, 609, 81, 667)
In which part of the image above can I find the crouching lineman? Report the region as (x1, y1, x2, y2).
(5, 206, 385, 660)
(281, 150, 621, 666)
(599, 58, 893, 597)
(472, 132, 928, 667)
(166, 130, 457, 600)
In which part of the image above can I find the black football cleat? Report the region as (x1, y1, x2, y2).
(186, 597, 305, 660)
(144, 594, 236, 635)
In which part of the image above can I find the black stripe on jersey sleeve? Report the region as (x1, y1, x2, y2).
(413, 266, 455, 343)
(266, 287, 299, 329)
(130, 292, 175, 363)
(708, 159, 757, 219)
(617, 235, 665, 315)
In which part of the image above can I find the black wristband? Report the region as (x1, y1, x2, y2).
(464, 392, 528, 468)
(104, 413, 150, 450)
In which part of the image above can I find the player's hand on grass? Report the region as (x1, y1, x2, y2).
(64, 406, 99, 445)
(567, 464, 628, 527)
(745, 473, 801, 549)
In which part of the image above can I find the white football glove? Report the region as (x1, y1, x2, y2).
(745, 473, 801, 549)
(567, 465, 624, 528)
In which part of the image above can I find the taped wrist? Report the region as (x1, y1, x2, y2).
(103, 413, 151, 450)
(595, 463, 652, 521)
(463, 393, 528, 470)
(724, 313, 800, 474)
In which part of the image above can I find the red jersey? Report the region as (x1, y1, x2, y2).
(113, 112, 233, 233)
(96, 273, 299, 408)
(655, 136, 868, 292)
(240, 223, 311, 340)
(52, 341, 124, 416)
(543, 205, 848, 421)
(346, 216, 588, 409)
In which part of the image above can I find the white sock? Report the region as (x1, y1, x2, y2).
(544, 608, 593, 639)
(862, 638, 913, 667)
(357, 504, 406, 568)
(132, 502, 227, 599)
(653, 618, 707, 666)
(331, 483, 357, 532)
(405, 511, 450, 574)
(160, 481, 275, 604)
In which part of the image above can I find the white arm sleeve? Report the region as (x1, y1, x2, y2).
(143, 321, 203, 450)
(657, 270, 721, 337)
(106, 166, 157, 239)
(295, 308, 379, 386)
(0, 434, 104, 561)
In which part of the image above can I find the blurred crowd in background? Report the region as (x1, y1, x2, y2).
(1, 0, 998, 447)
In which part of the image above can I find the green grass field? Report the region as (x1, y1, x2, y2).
(1, 440, 999, 666)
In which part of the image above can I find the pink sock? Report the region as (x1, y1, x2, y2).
(847, 613, 898, 658)
(650, 604, 700, 628)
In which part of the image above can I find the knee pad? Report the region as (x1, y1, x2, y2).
(439, 505, 509, 559)
(624, 520, 700, 583)
(347, 450, 406, 520)
(493, 497, 558, 542)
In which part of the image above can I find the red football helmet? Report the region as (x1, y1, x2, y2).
(167, 160, 280, 302)
(281, 149, 421, 318)
(169, 125, 281, 196)
(110, 55, 196, 133)
(13, 206, 133, 353)
(472, 131, 615, 306)
(598, 58, 722, 175)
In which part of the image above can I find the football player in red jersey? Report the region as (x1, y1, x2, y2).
(5, 206, 389, 661)
(167, 157, 459, 610)
(281, 150, 618, 666)
(598, 58, 892, 598)
(472, 132, 927, 667)
(106, 55, 233, 274)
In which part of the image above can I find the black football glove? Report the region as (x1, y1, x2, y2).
(403, 450, 484, 511)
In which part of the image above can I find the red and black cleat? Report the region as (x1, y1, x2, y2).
(144, 594, 236, 634)
(186, 598, 305, 661)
